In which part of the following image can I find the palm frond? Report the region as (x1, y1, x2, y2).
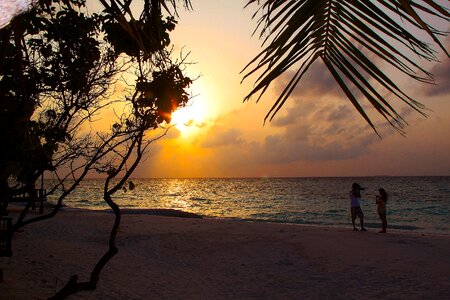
(243, 0, 449, 134)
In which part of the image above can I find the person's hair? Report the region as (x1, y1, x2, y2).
(379, 188, 388, 202)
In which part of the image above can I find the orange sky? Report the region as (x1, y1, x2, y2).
(121, 1, 450, 178)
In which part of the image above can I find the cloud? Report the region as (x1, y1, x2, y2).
(271, 99, 317, 127)
(197, 93, 380, 166)
(193, 55, 404, 167)
(261, 133, 376, 163)
(422, 60, 450, 96)
(273, 61, 341, 101)
(201, 126, 244, 148)
(257, 98, 379, 163)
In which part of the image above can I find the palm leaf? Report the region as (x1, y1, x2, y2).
(243, 0, 449, 133)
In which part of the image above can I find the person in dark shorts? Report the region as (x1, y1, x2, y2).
(376, 188, 388, 233)
(350, 183, 367, 231)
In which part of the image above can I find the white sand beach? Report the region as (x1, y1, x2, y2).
(1, 207, 450, 299)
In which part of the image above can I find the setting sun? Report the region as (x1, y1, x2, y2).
(171, 95, 207, 137)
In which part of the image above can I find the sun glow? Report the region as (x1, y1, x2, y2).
(171, 96, 207, 137)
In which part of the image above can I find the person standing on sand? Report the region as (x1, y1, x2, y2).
(376, 188, 388, 233)
(350, 183, 367, 231)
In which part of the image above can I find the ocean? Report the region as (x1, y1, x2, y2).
(48, 176, 450, 234)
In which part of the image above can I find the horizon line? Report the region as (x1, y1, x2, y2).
(77, 175, 450, 180)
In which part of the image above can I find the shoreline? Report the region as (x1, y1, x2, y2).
(1, 207, 449, 299)
(7, 203, 450, 236)
(5, 203, 450, 236)
(68, 206, 450, 236)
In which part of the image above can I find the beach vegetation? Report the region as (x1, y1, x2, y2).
(0, 0, 192, 298)
(243, 0, 449, 135)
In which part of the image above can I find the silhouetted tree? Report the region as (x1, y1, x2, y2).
(0, 0, 191, 213)
(1, 0, 119, 218)
(1, 0, 192, 298)
(243, 0, 449, 135)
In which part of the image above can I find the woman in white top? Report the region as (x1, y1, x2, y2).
(350, 183, 367, 231)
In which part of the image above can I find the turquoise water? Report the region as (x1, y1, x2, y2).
(49, 177, 450, 234)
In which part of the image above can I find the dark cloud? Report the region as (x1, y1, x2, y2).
(271, 98, 317, 127)
(260, 133, 377, 163)
(259, 105, 378, 163)
(273, 61, 341, 100)
(269, 58, 377, 127)
(202, 126, 244, 148)
(272, 97, 363, 139)
(422, 60, 450, 96)
(201, 94, 381, 165)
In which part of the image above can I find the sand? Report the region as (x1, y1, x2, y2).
(1, 207, 449, 300)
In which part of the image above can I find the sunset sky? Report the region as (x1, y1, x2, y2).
(125, 1, 449, 178)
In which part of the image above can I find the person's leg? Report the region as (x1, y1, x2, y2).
(352, 217, 358, 231)
(378, 212, 387, 233)
(378, 211, 382, 232)
(351, 208, 358, 231)
(360, 218, 367, 231)
(380, 212, 387, 233)
(359, 208, 367, 231)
